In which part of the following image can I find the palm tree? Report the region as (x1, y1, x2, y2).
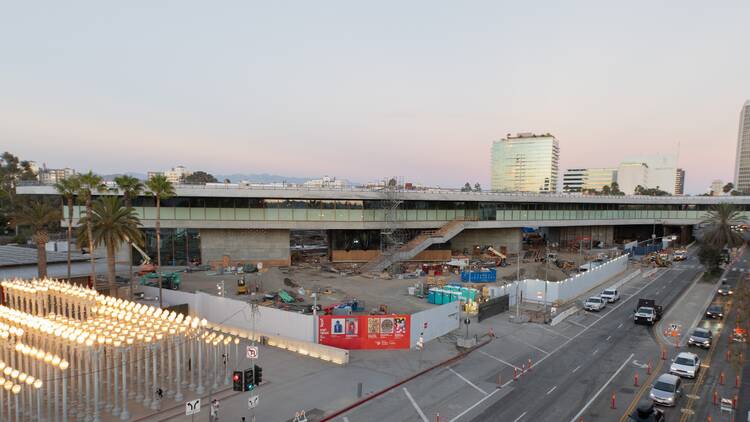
(77, 171, 106, 287)
(114, 175, 145, 294)
(146, 174, 175, 307)
(12, 197, 62, 278)
(54, 175, 81, 281)
(78, 196, 143, 292)
(700, 203, 747, 248)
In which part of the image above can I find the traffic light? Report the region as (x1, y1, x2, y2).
(253, 364, 262, 385)
(232, 371, 243, 391)
(243, 368, 254, 391)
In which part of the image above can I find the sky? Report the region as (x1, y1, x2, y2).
(1, 1, 749, 194)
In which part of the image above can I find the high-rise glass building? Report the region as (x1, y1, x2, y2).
(734, 101, 750, 193)
(491, 133, 559, 192)
(562, 168, 617, 193)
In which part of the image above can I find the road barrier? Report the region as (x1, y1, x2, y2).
(647, 361, 652, 375)
(610, 392, 616, 409)
(634, 372, 639, 386)
(713, 390, 718, 406)
(736, 375, 740, 388)
(720, 372, 725, 385)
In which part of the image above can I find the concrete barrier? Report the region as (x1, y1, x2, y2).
(550, 306, 578, 327)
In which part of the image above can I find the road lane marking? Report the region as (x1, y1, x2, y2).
(546, 386, 557, 395)
(343, 418, 350, 422)
(403, 388, 429, 422)
(513, 411, 527, 422)
(572, 365, 581, 373)
(592, 348, 599, 355)
(452, 269, 672, 422)
(568, 353, 635, 422)
(538, 325, 572, 340)
(606, 335, 611, 341)
(617, 322, 623, 329)
(478, 350, 520, 370)
(514, 338, 550, 355)
(449, 368, 488, 395)
(567, 320, 588, 329)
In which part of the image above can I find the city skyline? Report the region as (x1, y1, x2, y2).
(2, 1, 750, 193)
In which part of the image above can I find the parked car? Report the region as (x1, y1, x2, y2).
(717, 283, 734, 296)
(688, 328, 713, 348)
(600, 288, 620, 303)
(705, 303, 725, 319)
(584, 296, 606, 312)
(627, 402, 665, 422)
(670, 352, 701, 378)
(650, 373, 682, 406)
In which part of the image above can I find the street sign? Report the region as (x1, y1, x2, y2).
(423, 322, 428, 329)
(246, 345, 259, 359)
(185, 399, 201, 416)
(257, 262, 263, 270)
(248, 395, 259, 409)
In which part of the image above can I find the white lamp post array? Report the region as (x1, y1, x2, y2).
(0, 278, 241, 421)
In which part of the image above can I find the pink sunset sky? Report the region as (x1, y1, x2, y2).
(1, 1, 749, 194)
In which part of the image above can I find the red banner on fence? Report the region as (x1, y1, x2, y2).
(318, 315, 410, 349)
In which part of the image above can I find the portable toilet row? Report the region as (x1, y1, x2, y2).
(427, 286, 478, 305)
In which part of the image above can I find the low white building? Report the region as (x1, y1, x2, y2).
(304, 176, 346, 189)
(617, 162, 649, 195)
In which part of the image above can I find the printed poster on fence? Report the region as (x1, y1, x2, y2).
(318, 315, 410, 349)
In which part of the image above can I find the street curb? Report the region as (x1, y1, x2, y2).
(319, 338, 493, 421)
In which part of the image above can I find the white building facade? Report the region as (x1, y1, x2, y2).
(734, 101, 750, 193)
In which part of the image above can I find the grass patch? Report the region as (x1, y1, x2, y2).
(700, 270, 721, 283)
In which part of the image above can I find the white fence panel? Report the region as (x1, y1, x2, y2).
(409, 301, 460, 348)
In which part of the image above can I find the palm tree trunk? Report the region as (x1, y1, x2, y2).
(37, 234, 47, 279)
(156, 196, 163, 307)
(66, 197, 73, 281)
(107, 242, 116, 293)
(125, 196, 134, 299)
(87, 198, 95, 288)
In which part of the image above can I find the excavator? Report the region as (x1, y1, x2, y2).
(487, 247, 508, 267)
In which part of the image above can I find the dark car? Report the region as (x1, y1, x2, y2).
(717, 283, 734, 296)
(688, 328, 713, 348)
(628, 402, 665, 422)
(706, 304, 725, 319)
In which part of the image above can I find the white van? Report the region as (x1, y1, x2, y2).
(600, 288, 620, 303)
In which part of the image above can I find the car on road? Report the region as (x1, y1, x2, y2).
(672, 249, 688, 262)
(669, 352, 701, 378)
(717, 282, 734, 296)
(705, 303, 725, 319)
(649, 373, 682, 406)
(627, 402, 665, 422)
(687, 327, 713, 348)
(584, 296, 606, 311)
(600, 288, 620, 303)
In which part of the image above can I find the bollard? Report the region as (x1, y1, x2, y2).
(713, 390, 718, 406)
(522, 363, 526, 374)
(733, 395, 738, 409)
(436, 412, 440, 422)
(661, 349, 666, 360)
(737, 375, 741, 388)
(647, 361, 652, 375)
(727, 350, 732, 361)
(489, 328, 495, 338)
(720, 372, 725, 385)
(528, 358, 532, 371)
(708, 416, 712, 422)
(514, 367, 518, 381)
(611, 392, 616, 409)
(634, 372, 639, 387)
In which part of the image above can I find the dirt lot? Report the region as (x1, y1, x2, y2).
(171, 249, 591, 316)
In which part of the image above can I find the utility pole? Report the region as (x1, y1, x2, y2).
(515, 251, 521, 319)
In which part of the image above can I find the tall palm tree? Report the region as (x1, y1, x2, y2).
(146, 174, 175, 307)
(700, 203, 747, 248)
(114, 175, 145, 295)
(12, 197, 62, 278)
(78, 196, 143, 292)
(77, 171, 106, 287)
(54, 175, 81, 281)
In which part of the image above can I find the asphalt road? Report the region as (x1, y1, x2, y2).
(470, 258, 703, 422)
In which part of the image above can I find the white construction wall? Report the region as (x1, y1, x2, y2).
(410, 301, 460, 348)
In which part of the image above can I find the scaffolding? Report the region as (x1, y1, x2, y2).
(379, 177, 405, 269)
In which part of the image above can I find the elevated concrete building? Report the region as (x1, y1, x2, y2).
(18, 184, 750, 271)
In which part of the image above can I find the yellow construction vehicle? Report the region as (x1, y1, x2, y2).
(236, 277, 248, 295)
